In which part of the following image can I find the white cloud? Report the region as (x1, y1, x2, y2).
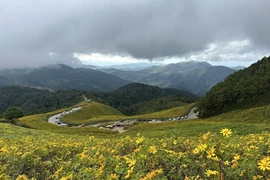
(73, 39, 268, 67)
(73, 53, 149, 66)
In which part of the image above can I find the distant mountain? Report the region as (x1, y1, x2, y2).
(102, 61, 235, 96)
(230, 66, 246, 70)
(197, 56, 270, 118)
(0, 64, 130, 91)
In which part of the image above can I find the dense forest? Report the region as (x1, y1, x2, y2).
(197, 56, 270, 118)
(85, 83, 197, 115)
(0, 83, 197, 117)
(0, 86, 84, 116)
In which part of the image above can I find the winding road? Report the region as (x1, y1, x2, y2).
(186, 106, 199, 119)
(48, 107, 81, 126)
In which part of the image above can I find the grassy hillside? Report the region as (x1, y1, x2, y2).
(17, 101, 193, 127)
(1, 103, 270, 179)
(61, 102, 125, 125)
(16, 102, 117, 136)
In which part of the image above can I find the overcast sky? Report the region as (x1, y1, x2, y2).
(0, 0, 269, 69)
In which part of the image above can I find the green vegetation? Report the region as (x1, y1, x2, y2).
(197, 56, 270, 118)
(1, 103, 270, 179)
(3, 107, 23, 120)
(0, 83, 196, 118)
(0, 86, 85, 116)
(86, 83, 197, 115)
(61, 102, 124, 125)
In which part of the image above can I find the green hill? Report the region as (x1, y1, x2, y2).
(197, 56, 270, 118)
(86, 83, 197, 115)
(61, 102, 124, 125)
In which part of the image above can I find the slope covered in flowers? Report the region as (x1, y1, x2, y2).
(0, 123, 270, 179)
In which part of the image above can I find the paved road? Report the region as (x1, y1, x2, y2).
(48, 107, 81, 126)
(186, 106, 199, 119)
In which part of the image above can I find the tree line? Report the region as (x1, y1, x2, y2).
(0, 83, 197, 119)
(197, 56, 270, 118)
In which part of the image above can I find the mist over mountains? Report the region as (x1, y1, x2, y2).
(101, 61, 236, 95)
(0, 64, 130, 92)
(0, 61, 236, 95)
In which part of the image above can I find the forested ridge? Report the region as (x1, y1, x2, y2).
(0, 86, 84, 116)
(85, 83, 197, 115)
(197, 56, 270, 118)
(0, 83, 197, 117)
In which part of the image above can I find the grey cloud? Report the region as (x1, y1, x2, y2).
(0, 0, 269, 69)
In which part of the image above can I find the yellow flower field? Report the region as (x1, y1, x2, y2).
(0, 124, 270, 179)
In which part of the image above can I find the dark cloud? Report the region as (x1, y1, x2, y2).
(0, 0, 269, 69)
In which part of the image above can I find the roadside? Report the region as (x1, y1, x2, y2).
(48, 105, 199, 133)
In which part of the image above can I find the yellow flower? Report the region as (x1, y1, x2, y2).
(124, 157, 136, 167)
(205, 169, 218, 177)
(202, 131, 211, 141)
(232, 154, 240, 162)
(136, 137, 144, 144)
(109, 173, 118, 180)
(220, 128, 232, 137)
(16, 175, 28, 180)
(60, 174, 72, 180)
(258, 157, 270, 171)
(192, 148, 200, 154)
(140, 169, 163, 180)
(198, 144, 207, 151)
(0, 147, 8, 153)
(173, 140, 177, 145)
(162, 142, 167, 147)
(206, 147, 215, 159)
(252, 175, 263, 180)
(224, 160, 230, 166)
(149, 146, 157, 154)
(125, 167, 134, 179)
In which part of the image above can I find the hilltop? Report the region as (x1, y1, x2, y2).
(197, 56, 270, 117)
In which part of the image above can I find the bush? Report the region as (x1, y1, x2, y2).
(3, 107, 23, 121)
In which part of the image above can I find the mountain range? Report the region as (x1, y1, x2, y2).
(0, 61, 236, 95)
(0, 64, 130, 91)
(101, 61, 236, 95)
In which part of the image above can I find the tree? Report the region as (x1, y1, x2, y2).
(3, 107, 24, 121)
